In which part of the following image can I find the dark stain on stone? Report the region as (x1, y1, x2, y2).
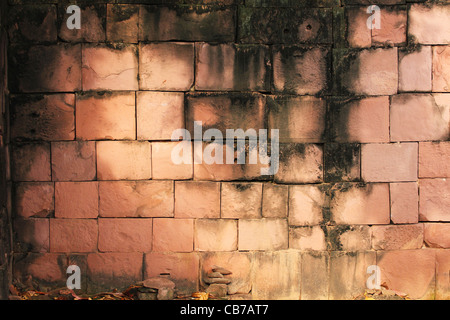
(233, 183, 252, 192)
(111, 5, 139, 22)
(327, 225, 351, 251)
(279, 143, 306, 163)
(324, 143, 360, 182)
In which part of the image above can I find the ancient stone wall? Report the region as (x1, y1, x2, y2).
(5, 0, 450, 299)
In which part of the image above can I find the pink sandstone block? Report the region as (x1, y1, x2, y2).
(390, 182, 419, 224)
(174, 181, 220, 219)
(55, 182, 98, 219)
(152, 218, 194, 253)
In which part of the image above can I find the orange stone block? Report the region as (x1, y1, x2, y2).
(50, 219, 98, 253)
(152, 218, 194, 253)
(55, 182, 98, 219)
(175, 181, 220, 219)
(51, 141, 96, 181)
(98, 218, 152, 252)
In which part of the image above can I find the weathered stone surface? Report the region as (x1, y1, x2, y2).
(436, 250, 450, 300)
(329, 251, 375, 300)
(289, 184, 328, 226)
(433, 45, 450, 92)
(106, 4, 139, 43)
(195, 219, 237, 251)
(58, 4, 106, 42)
(262, 183, 288, 218)
(268, 95, 326, 143)
(424, 223, 450, 248)
(326, 96, 390, 143)
(419, 178, 450, 222)
(9, 44, 81, 93)
(137, 91, 184, 141)
(55, 182, 98, 219)
(175, 181, 220, 219)
(377, 249, 436, 300)
(327, 225, 371, 251)
(390, 94, 450, 142)
(371, 6, 406, 46)
(196, 43, 270, 91)
(301, 252, 329, 300)
(239, 219, 288, 251)
(10, 94, 74, 141)
(139, 42, 194, 91)
(324, 143, 360, 182)
(76, 92, 136, 140)
(140, 277, 175, 290)
(152, 218, 194, 252)
(420, 142, 450, 178)
(409, 4, 450, 44)
(145, 252, 199, 294)
(371, 224, 424, 250)
(50, 219, 98, 253)
(212, 266, 232, 275)
(139, 5, 235, 42)
(221, 182, 262, 219)
(96, 141, 152, 180)
(11, 143, 51, 182)
(346, 7, 371, 48)
(203, 277, 231, 284)
(82, 43, 138, 91)
(330, 183, 390, 225)
(99, 181, 173, 218)
(14, 182, 54, 218)
(206, 284, 227, 297)
(14, 218, 49, 253)
(98, 218, 152, 252)
(152, 142, 193, 180)
(157, 288, 175, 300)
(252, 250, 301, 300)
(8, 5, 56, 43)
(51, 141, 96, 181)
(238, 7, 332, 44)
(87, 253, 143, 293)
(275, 144, 323, 183)
(361, 143, 418, 182)
(390, 182, 419, 224)
(334, 48, 398, 95)
(272, 46, 330, 95)
(399, 46, 432, 92)
(289, 226, 327, 250)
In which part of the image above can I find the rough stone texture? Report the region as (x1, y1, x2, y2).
(301, 252, 329, 300)
(221, 182, 262, 219)
(330, 183, 390, 225)
(419, 142, 450, 178)
(51, 141, 96, 181)
(196, 43, 271, 91)
(371, 224, 424, 250)
(390, 182, 419, 224)
(14, 218, 49, 253)
(8, 5, 57, 43)
(275, 144, 323, 184)
(106, 4, 139, 43)
(371, 6, 406, 46)
(175, 181, 220, 219)
(262, 183, 288, 218)
(50, 219, 98, 253)
(361, 143, 418, 182)
(239, 218, 288, 251)
(424, 224, 450, 249)
(9, 44, 81, 92)
(82, 44, 138, 91)
(76, 92, 136, 141)
(152, 218, 194, 253)
(327, 96, 390, 143)
(399, 46, 432, 92)
(96, 141, 152, 180)
(194, 219, 237, 251)
(289, 226, 326, 251)
(11, 143, 51, 182)
(273, 46, 330, 95)
(139, 42, 194, 91)
(152, 142, 193, 180)
(346, 7, 371, 48)
(55, 182, 98, 219)
(409, 4, 450, 45)
(436, 250, 450, 300)
(99, 181, 173, 218)
(377, 249, 436, 300)
(419, 179, 450, 222)
(433, 45, 450, 92)
(326, 225, 371, 251)
(288, 184, 327, 226)
(268, 95, 326, 143)
(10, 94, 75, 141)
(14, 182, 54, 218)
(252, 250, 301, 300)
(324, 143, 360, 182)
(98, 218, 152, 252)
(390, 94, 450, 142)
(137, 91, 184, 141)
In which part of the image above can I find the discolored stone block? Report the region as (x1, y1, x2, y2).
(346, 7, 371, 48)
(14, 182, 54, 218)
(272, 46, 330, 95)
(139, 5, 235, 42)
(221, 182, 262, 219)
(99, 181, 173, 218)
(289, 226, 327, 251)
(58, 4, 106, 42)
(371, 224, 424, 250)
(326, 225, 371, 251)
(55, 182, 98, 219)
(9, 44, 81, 93)
(324, 143, 360, 182)
(262, 183, 288, 218)
(14, 218, 49, 253)
(239, 218, 288, 251)
(301, 251, 329, 300)
(51, 141, 96, 181)
(409, 3, 450, 45)
(50, 219, 98, 253)
(371, 6, 406, 46)
(268, 95, 326, 143)
(432, 45, 450, 92)
(7, 5, 57, 43)
(106, 4, 139, 43)
(238, 7, 332, 44)
(399, 46, 432, 92)
(288, 184, 328, 226)
(194, 219, 237, 251)
(195, 43, 271, 91)
(175, 181, 220, 219)
(11, 143, 51, 182)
